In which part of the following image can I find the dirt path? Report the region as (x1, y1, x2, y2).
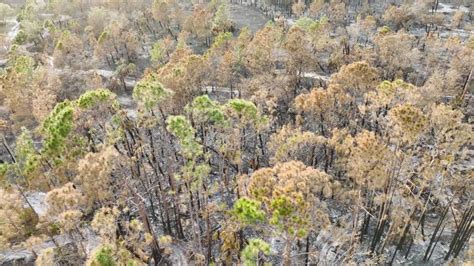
(0, 18, 20, 61)
(228, 3, 269, 33)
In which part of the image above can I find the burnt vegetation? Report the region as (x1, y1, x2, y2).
(0, 0, 472, 265)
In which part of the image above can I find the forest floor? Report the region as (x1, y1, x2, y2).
(228, 3, 269, 33)
(0, 2, 472, 265)
(0, 5, 270, 263)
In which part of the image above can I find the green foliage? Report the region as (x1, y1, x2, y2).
(225, 99, 267, 128)
(55, 30, 76, 51)
(55, 40, 64, 51)
(269, 195, 308, 237)
(227, 99, 258, 119)
(11, 55, 35, 74)
(41, 88, 119, 159)
(234, 27, 250, 63)
(209, 0, 224, 11)
(211, 32, 232, 50)
(187, 95, 226, 125)
(193, 163, 211, 179)
(0, 164, 7, 176)
(15, 128, 40, 177)
(3, 2, 471, 265)
(183, 162, 211, 190)
(166, 115, 202, 158)
(233, 197, 265, 224)
(212, 3, 231, 33)
(133, 73, 171, 111)
(13, 29, 27, 45)
(6, 44, 20, 63)
(468, 36, 474, 50)
(43, 19, 56, 31)
(16, 1, 37, 22)
(166, 115, 194, 140)
(241, 238, 270, 266)
(98, 30, 108, 44)
(295, 16, 327, 32)
(378, 25, 392, 35)
(48, 222, 61, 236)
(377, 79, 415, 96)
(0, 164, 8, 184)
(42, 101, 74, 156)
(93, 245, 116, 266)
(77, 88, 117, 109)
(150, 40, 165, 64)
(115, 62, 136, 78)
(270, 195, 296, 222)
